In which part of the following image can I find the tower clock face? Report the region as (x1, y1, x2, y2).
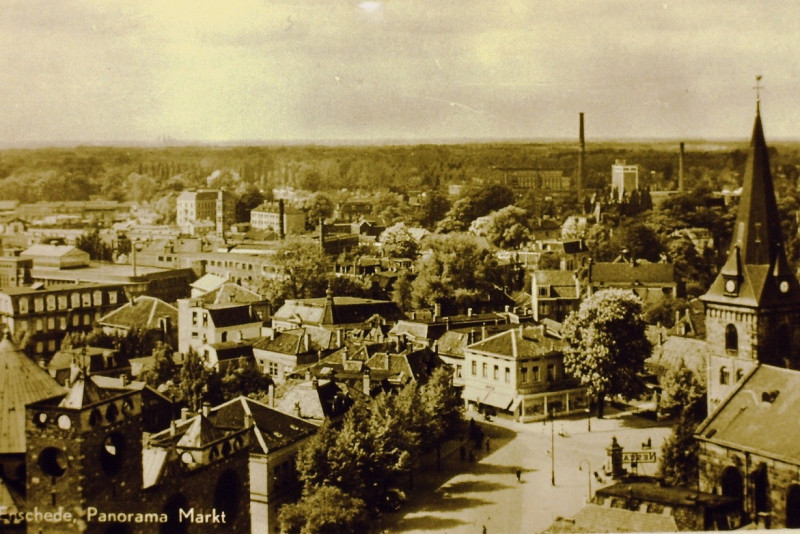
(725, 279, 737, 293)
(780, 280, 790, 293)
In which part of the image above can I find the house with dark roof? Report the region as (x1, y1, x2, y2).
(462, 325, 588, 422)
(276, 377, 354, 424)
(98, 295, 178, 352)
(252, 326, 336, 381)
(529, 269, 584, 322)
(46, 346, 130, 386)
(199, 340, 256, 372)
(271, 287, 405, 331)
(177, 281, 269, 354)
(587, 259, 677, 305)
(388, 310, 511, 349)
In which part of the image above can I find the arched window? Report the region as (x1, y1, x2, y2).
(720, 367, 730, 385)
(725, 324, 738, 353)
(720, 466, 744, 511)
(736, 369, 744, 382)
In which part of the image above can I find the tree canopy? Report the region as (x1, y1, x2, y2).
(562, 289, 652, 417)
(410, 233, 501, 313)
(256, 236, 331, 308)
(380, 222, 418, 259)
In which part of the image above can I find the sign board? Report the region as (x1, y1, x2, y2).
(622, 451, 656, 464)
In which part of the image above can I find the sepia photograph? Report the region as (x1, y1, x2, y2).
(1, 1, 799, 532)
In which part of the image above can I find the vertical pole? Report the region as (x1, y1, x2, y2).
(551, 409, 556, 486)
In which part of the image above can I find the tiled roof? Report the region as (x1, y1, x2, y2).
(468, 326, 565, 359)
(273, 296, 405, 326)
(98, 296, 177, 330)
(208, 305, 262, 328)
(276, 379, 352, 422)
(206, 341, 254, 361)
(58, 376, 115, 409)
(210, 396, 317, 453)
(695, 364, 800, 464)
(201, 282, 264, 306)
(0, 335, 64, 454)
(549, 503, 678, 533)
(647, 336, 709, 381)
(177, 415, 226, 448)
(590, 262, 675, 285)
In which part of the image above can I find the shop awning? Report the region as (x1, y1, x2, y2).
(480, 390, 514, 410)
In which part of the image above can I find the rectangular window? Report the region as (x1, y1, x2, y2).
(82, 293, 91, 307)
(269, 362, 279, 375)
(58, 295, 68, 309)
(493, 365, 499, 380)
(35, 341, 43, 354)
(471, 361, 477, 376)
(46, 317, 55, 330)
(521, 367, 528, 383)
(46, 295, 56, 311)
(109, 292, 117, 305)
(71, 293, 81, 308)
(504, 367, 510, 383)
(456, 364, 462, 378)
(18, 298, 28, 314)
(482, 363, 487, 378)
(533, 366, 540, 382)
(93, 291, 102, 306)
(47, 339, 56, 351)
(34, 298, 43, 312)
(192, 312, 198, 326)
(547, 364, 556, 381)
(72, 314, 80, 327)
(35, 318, 43, 331)
(59, 316, 67, 330)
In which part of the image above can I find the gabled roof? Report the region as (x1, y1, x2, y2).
(200, 282, 264, 306)
(468, 326, 565, 359)
(98, 296, 178, 330)
(695, 364, 800, 464)
(0, 335, 64, 454)
(21, 244, 86, 258)
(253, 327, 330, 355)
(210, 396, 317, 453)
(272, 293, 405, 327)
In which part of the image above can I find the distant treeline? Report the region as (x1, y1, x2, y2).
(0, 141, 798, 204)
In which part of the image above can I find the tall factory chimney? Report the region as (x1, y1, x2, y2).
(278, 199, 286, 239)
(678, 142, 685, 192)
(578, 112, 585, 200)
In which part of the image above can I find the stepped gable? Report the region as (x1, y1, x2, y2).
(0, 334, 64, 454)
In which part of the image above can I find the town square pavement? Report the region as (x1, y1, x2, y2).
(373, 407, 672, 534)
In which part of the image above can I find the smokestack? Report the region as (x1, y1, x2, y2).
(678, 142, 685, 192)
(578, 112, 585, 201)
(278, 199, 286, 239)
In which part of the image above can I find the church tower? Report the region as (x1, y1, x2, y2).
(701, 101, 800, 409)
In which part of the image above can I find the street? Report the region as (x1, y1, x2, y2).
(374, 407, 672, 533)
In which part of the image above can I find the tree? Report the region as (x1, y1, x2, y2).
(562, 289, 652, 417)
(658, 362, 707, 487)
(177, 350, 222, 410)
(391, 269, 414, 311)
(304, 193, 334, 227)
(482, 206, 532, 250)
(417, 191, 450, 229)
(410, 233, 501, 313)
(436, 184, 514, 233)
(414, 366, 463, 468)
(380, 222, 418, 259)
(256, 237, 331, 308)
(220, 358, 273, 401)
(141, 342, 177, 387)
(277, 485, 367, 534)
(75, 228, 113, 261)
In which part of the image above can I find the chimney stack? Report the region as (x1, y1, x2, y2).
(362, 367, 371, 395)
(578, 112, 585, 201)
(201, 402, 210, 417)
(278, 199, 286, 239)
(180, 407, 190, 421)
(678, 142, 685, 192)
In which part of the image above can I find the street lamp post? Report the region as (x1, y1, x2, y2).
(579, 459, 592, 503)
(550, 408, 556, 486)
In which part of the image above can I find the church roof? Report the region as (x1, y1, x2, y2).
(702, 106, 800, 308)
(695, 364, 800, 464)
(0, 335, 64, 454)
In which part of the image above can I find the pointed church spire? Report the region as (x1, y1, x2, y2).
(703, 98, 800, 306)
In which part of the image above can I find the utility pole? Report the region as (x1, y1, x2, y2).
(550, 408, 556, 486)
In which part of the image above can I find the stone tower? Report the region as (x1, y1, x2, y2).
(700, 104, 800, 410)
(25, 375, 144, 532)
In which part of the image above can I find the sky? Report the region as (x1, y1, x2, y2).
(1, 0, 799, 146)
